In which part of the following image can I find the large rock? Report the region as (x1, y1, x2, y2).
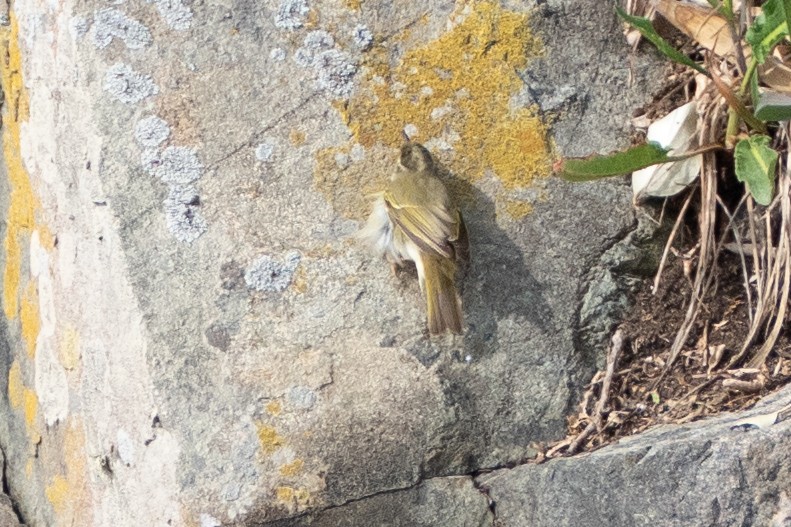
(479, 385, 791, 527)
(0, 0, 657, 525)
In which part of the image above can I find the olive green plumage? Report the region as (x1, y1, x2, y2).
(359, 142, 466, 334)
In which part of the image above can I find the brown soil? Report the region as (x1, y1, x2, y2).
(541, 249, 791, 459)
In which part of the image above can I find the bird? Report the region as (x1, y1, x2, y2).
(358, 141, 466, 334)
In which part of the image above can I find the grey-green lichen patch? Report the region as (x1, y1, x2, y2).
(270, 48, 287, 61)
(274, 0, 309, 30)
(103, 63, 159, 104)
(294, 30, 335, 67)
(244, 252, 302, 292)
(254, 141, 275, 162)
(141, 148, 160, 174)
(69, 16, 89, 40)
(155, 146, 203, 185)
(290, 28, 358, 98)
(315, 49, 357, 98)
(93, 8, 152, 49)
(135, 116, 171, 148)
(287, 386, 317, 410)
(199, 513, 221, 527)
(163, 185, 207, 244)
(144, 0, 193, 31)
(352, 24, 373, 50)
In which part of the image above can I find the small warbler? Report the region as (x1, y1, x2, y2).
(359, 142, 466, 334)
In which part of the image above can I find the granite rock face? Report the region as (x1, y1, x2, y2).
(0, 0, 665, 525)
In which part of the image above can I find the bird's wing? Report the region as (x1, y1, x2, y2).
(383, 188, 456, 260)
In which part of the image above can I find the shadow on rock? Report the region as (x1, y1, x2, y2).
(435, 163, 555, 359)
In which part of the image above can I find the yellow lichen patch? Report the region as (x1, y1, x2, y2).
(7, 360, 37, 430)
(279, 459, 304, 477)
(45, 474, 69, 514)
(504, 200, 533, 219)
(1, 14, 35, 320)
(8, 360, 22, 408)
(291, 266, 308, 294)
(63, 418, 91, 525)
(265, 400, 282, 416)
(313, 142, 394, 218)
(256, 423, 285, 455)
(344, 0, 361, 11)
(37, 225, 56, 250)
(275, 486, 294, 502)
(20, 281, 39, 358)
(275, 486, 311, 507)
(289, 129, 307, 146)
(316, 2, 552, 215)
(59, 326, 81, 370)
(23, 387, 38, 428)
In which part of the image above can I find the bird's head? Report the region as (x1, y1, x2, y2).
(399, 142, 435, 173)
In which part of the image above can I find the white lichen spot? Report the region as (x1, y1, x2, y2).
(430, 105, 453, 120)
(116, 429, 136, 466)
(199, 514, 221, 527)
(350, 143, 365, 162)
(141, 148, 161, 174)
(254, 142, 275, 162)
(144, 0, 193, 30)
(244, 252, 302, 292)
(305, 29, 334, 49)
(92, 8, 151, 49)
(403, 123, 419, 139)
(420, 86, 434, 97)
(69, 16, 90, 40)
(334, 152, 350, 169)
(315, 49, 357, 98)
(155, 146, 203, 185)
(270, 47, 287, 61)
(465, 354, 472, 363)
(135, 116, 171, 148)
(293, 30, 335, 67)
(103, 63, 159, 104)
(164, 185, 207, 244)
(352, 24, 373, 50)
(274, 0, 309, 30)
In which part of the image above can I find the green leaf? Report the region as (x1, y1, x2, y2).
(650, 391, 661, 405)
(559, 143, 671, 182)
(616, 8, 708, 75)
(746, 0, 790, 64)
(734, 135, 778, 205)
(755, 90, 791, 121)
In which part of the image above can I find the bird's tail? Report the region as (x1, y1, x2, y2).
(421, 254, 463, 334)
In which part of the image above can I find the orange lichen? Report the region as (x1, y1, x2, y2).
(275, 486, 311, 507)
(20, 281, 39, 358)
(256, 423, 285, 455)
(7, 360, 22, 408)
(45, 475, 69, 514)
(59, 326, 81, 370)
(265, 400, 282, 416)
(8, 360, 38, 431)
(1, 14, 35, 320)
(504, 200, 534, 219)
(279, 459, 304, 477)
(289, 129, 307, 146)
(315, 1, 551, 217)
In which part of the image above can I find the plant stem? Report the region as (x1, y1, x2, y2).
(726, 58, 761, 147)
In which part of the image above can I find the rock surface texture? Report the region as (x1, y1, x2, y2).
(8, 0, 775, 525)
(480, 385, 791, 527)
